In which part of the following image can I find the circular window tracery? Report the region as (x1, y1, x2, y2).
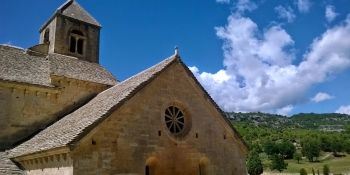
(165, 106, 185, 134)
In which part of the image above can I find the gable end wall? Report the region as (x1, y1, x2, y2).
(71, 62, 247, 175)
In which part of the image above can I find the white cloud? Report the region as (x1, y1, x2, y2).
(275, 6, 296, 23)
(310, 92, 334, 103)
(335, 105, 350, 115)
(276, 105, 293, 116)
(235, 0, 257, 13)
(325, 5, 339, 22)
(295, 0, 311, 13)
(216, 0, 230, 4)
(190, 13, 350, 113)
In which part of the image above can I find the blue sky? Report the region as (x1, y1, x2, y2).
(2, 0, 350, 116)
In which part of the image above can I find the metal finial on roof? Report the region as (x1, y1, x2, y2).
(175, 46, 179, 56)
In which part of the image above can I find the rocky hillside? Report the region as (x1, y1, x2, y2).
(225, 112, 350, 131)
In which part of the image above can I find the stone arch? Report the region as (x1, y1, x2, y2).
(145, 157, 160, 175)
(44, 28, 50, 44)
(199, 157, 210, 175)
(68, 26, 87, 55)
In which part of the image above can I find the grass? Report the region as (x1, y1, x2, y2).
(263, 152, 350, 174)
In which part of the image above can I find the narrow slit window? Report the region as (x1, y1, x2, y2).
(158, 131, 161, 136)
(44, 29, 50, 43)
(70, 36, 76, 52)
(145, 165, 150, 175)
(77, 39, 83, 54)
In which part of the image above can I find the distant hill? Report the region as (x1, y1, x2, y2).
(225, 112, 350, 131)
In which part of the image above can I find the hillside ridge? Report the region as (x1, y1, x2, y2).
(226, 112, 350, 131)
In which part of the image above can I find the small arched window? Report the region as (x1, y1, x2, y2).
(69, 29, 85, 55)
(44, 29, 50, 44)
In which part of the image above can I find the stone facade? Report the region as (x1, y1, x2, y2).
(71, 63, 248, 175)
(1, 1, 249, 174)
(0, 78, 109, 150)
(39, 0, 101, 63)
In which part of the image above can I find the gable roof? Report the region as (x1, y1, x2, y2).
(0, 45, 118, 87)
(40, 0, 101, 31)
(9, 55, 177, 158)
(58, 0, 101, 27)
(9, 53, 248, 158)
(0, 151, 23, 174)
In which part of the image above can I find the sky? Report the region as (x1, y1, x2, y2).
(2, 0, 350, 116)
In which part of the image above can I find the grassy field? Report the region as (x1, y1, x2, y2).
(263, 153, 350, 174)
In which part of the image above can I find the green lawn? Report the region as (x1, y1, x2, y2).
(263, 153, 350, 174)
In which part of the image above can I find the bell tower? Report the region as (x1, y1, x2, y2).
(39, 0, 102, 63)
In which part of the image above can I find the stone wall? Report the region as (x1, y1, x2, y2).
(71, 63, 247, 175)
(0, 77, 108, 150)
(51, 16, 100, 63)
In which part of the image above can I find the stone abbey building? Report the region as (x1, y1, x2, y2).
(0, 0, 249, 174)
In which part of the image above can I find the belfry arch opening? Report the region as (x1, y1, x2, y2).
(69, 29, 86, 55)
(43, 29, 50, 44)
(145, 157, 160, 175)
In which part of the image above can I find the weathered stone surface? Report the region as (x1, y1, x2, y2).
(0, 151, 23, 175)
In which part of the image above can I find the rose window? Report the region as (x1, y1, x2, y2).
(165, 106, 185, 134)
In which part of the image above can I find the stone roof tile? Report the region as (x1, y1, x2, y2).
(0, 152, 23, 175)
(9, 55, 177, 158)
(58, 0, 101, 27)
(49, 54, 118, 85)
(0, 45, 118, 87)
(0, 45, 52, 87)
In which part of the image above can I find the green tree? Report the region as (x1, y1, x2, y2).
(263, 140, 279, 157)
(301, 138, 321, 162)
(293, 152, 302, 163)
(247, 149, 263, 175)
(270, 154, 288, 173)
(250, 143, 263, 154)
(300, 168, 307, 175)
(312, 168, 315, 175)
(345, 124, 350, 134)
(344, 140, 350, 154)
(330, 136, 343, 154)
(278, 140, 296, 159)
(323, 164, 330, 175)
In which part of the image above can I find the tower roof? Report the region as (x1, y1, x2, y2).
(40, 0, 101, 31)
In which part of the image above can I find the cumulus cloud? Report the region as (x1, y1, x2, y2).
(295, 0, 311, 13)
(216, 0, 230, 4)
(235, 0, 257, 13)
(310, 92, 334, 103)
(276, 105, 293, 116)
(191, 13, 350, 113)
(335, 105, 350, 115)
(275, 6, 296, 23)
(325, 5, 339, 22)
